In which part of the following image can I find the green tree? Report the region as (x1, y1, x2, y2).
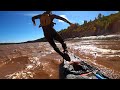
(89, 19, 92, 22)
(84, 20, 87, 24)
(95, 17, 97, 20)
(98, 13, 102, 19)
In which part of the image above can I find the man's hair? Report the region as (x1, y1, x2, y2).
(43, 11, 52, 14)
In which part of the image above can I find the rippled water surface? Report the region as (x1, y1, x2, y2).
(0, 35, 120, 79)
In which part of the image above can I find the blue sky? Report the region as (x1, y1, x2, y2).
(0, 11, 118, 43)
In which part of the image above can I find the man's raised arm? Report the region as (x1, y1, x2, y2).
(53, 14, 72, 25)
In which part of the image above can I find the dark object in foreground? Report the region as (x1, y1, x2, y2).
(60, 60, 109, 79)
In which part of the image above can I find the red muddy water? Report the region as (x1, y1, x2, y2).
(0, 35, 120, 79)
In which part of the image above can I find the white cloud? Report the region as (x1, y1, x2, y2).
(28, 22, 32, 25)
(79, 20, 84, 25)
(23, 13, 40, 16)
(58, 15, 69, 22)
(23, 11, 44, 16)
(81, 20, 84, 23)
(114, 11, 119, 13)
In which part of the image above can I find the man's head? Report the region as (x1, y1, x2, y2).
(44, 11, 52, 14)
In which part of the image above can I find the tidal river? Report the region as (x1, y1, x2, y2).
(0, 34, 120, 79)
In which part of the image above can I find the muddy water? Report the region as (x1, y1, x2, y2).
(0, 42, 62, 79)
(67, 39, 120, 79)
(0, 35, 120, 79)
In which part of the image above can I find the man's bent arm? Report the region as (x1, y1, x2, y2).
(53, 15, 72, 25)
(32, 14, 41, 25)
